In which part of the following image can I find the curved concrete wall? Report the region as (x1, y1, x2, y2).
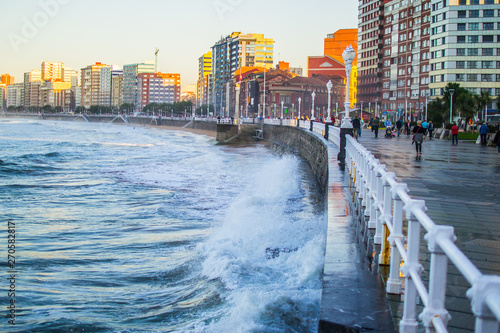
(263, 124, 329, 193)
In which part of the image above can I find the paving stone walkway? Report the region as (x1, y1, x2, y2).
(356, 130, 500, 331)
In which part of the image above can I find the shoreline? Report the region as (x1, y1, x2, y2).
(139, 124, 217, 138)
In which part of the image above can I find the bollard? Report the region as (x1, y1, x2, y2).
(338, 128, 353, 168)
(324, 122, 332, 140)
(310, 120, 314, 132)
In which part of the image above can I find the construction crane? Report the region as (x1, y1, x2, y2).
(155, 48, 159, 72)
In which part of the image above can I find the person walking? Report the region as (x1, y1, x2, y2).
(372, 117, 380, 138)
(352, 115, 361, 141)
(412, 120, 426, 155)
(396, 118, 403, 137)
(404, 119, 411, 135)
(451, 122, 459, 144)
(427, 121, 434, 140)
(493, 128, 500, 156)
(479, 122, 489, 146)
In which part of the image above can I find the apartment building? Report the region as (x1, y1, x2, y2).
(138, 73, 181, 110)
(123, 62, 155, 108)
(80, 62, 110, 109)
(429, 0, 500, 110)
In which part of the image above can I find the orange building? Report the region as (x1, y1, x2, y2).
(323, 29, 358, 108)
(1, 74, 15, 85)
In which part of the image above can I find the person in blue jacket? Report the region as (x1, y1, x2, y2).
(479, 122, 489, 146)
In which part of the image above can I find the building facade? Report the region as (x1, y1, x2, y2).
(23, 70, 42, 108)
(380, 0, 431, 119)
(41, 61, 64, 82)
(138, 73, 181, 110)
(6, 83, 24, 108)
(210, 32, 274, 115)
(80, 62, 110, 109)
(429, 0, 500, 112)
(123, 62, 155, 108)
(358, 0, 385, 108)
(197, 51, 212, 107)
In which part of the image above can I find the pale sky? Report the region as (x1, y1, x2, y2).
(1, 0, 358, 86)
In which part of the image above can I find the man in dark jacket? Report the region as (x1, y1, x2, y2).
(493, 129, 500, 156)
(479, 122, 489, 146)
(372, 117, 380, 138)
(352, 115, 361, 141)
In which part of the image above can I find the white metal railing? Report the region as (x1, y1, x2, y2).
(328, 125, 340, 147)
(312, 122, 326, 137)
(217, 118, 234, 124)
(298, 120, 310, 129)
(344, 134, 500, 333)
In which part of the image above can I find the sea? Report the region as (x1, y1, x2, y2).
(0, 118, 327, 333)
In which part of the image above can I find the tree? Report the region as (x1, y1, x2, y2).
(75, 106, 86, 114)
(456, 92, 476, 130)
(442, 82, 468, 124)
(195, 104, 215, 116)
(427, 98, 445, 126)
(474, 91, 492, 122)
(119, 103, 135, 115)
(15, 106, 25, 112)
(41, 105, 53, 113)
(54, 106, 63, 113)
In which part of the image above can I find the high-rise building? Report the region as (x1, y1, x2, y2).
(41, 61, 64, 82)
(380, 0, 431, 118)
(210, 32, 274, 115)
(100, 66, 123, 106)
(123, 62, 155, 108)
(0, 84, 5, 110)
(112, 75, 123, 108)
(23, 70, 42, 108)
(1, 74, 15, 85)
(39, 81, 72, 109)
(357, 0, 386, 109)
(429, 0, 500, 110)
(324, 29, 358, 108)
(198, 51, 212, 106)
(138, 73, 181, 110)
(80, 62, 110, 109)
(63, 68, 79, 87)
(6, 83, 24, 108)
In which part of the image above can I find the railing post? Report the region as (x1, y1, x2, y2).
(467, 276, 500, 332)
(420, 225, 455, 332)
(368, 161, 378, 229)
(310, 120, 313, 131)
(373, 165, 386, 245)
(379, 172, 395, 266)
(386, 183, 407, 294)
(400, 199, 426, 333)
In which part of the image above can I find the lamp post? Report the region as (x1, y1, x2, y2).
(298, 97, 302, 120)
(311, 91, 316, 119)
(425, 91, 429, 121)
(326, 80, 333, 122)
(262, 47, 266, 119)
(449, 88, 455, 124)
(292, 103, 295, 118)
(341, 45, 356, 128)
(405, 96, 408, 122)
(281, 100, 284, 119)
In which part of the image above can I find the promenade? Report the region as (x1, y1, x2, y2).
(356, 129, 500, 331)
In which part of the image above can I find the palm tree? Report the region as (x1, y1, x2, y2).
(474, 91, 492, 122)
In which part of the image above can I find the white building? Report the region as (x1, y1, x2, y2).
(6, 83, 24, 108)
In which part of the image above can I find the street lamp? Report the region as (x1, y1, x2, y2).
(341, 45, 356, 127)
(326, 80, 333, 122)
(281, 100, 284, 119)
(311, 91, 316, 119)
(292, 103, 295, 118)
(449, 88, 455, 124)
(262, 47, 266, 119)
(298, 97, 302, 120)
(425, 91, 429, 121)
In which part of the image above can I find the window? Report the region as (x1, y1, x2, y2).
(457, 36, 466, 43)
(497, 74, 500, 82)
(457, 48, 466, 56)
(497, 61, 500, 69)
(458, 23, 466, 31)
(458, 11, 466, 18)
(459, 0, 466, 5)
(486, 0, 495, 3)
(456, 74, 465, 81)
(468, 48, 478, 56)
(471, 0, 479, 4)
(469, 23, 479, 31)
(484, 10, 494, 18)
(484, 23, 494, 30)
(457, 61, 465, 69)
(470, 10, 479, 18)
(483, 48, 493, 56)
(483, 35, 494, 43)
(467, 74, 477, 82)
(468, 61, 478, 69)
(482, 74, 493, 82)
(469, 36, 479, 43)
(483, 61, 493, 69)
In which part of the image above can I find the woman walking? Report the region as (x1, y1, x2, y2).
(412, 120, 426, 156)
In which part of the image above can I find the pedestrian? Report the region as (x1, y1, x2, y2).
(479, 122, 489, 146)
(372, 117, 380, 138)
(359, 117, 364, 137)
(493, 128, 500, 156)
(404, 119, 411, 135)
(412, 120, 426, 155)
(396, 118, 403, 137)
(352, 115, 361, 141)
(427, 121, 434, 140)
(451, 122, 459, 144)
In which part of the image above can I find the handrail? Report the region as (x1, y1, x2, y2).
(343, 134, 500, 333)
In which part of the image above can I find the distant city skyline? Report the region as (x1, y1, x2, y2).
(1, 0, 357, 87)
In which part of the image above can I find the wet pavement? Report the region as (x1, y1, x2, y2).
(356, 130, 500, 331)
